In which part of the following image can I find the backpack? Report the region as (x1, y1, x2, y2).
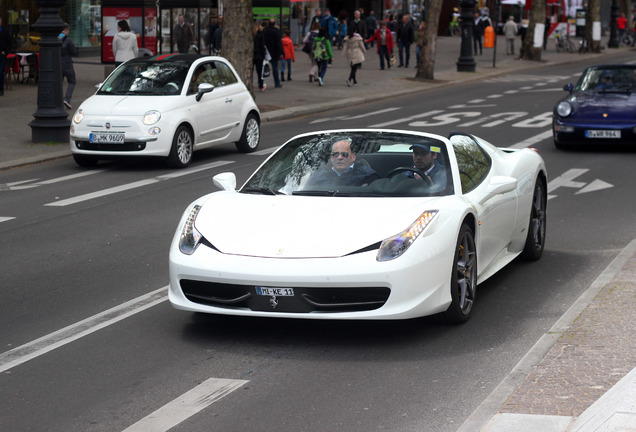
(313, 38, 327, 61)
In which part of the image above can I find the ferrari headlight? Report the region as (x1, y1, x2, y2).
(73, 109, 84, 124)
(556, 101, 572, 117)
(143, 110, 161, 125)
(179, 205, 202, 255)
(377, 211, 438, 262)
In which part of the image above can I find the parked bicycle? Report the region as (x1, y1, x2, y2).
(553, 29, 576, 53)
(622, 28, 635, 47)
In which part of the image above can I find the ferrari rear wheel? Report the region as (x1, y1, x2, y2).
(521, 178, 547, 261)
(441, 224, 477, 324)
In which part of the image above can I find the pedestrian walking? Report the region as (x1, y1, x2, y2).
(503, 16, 518, 56)
(336, 17, 347, 50)
(59, 23, 78, 109)
(281, 29, 295, 82)
(303, 21, 320, 82)
(415, 21, 426, 66)
(365, 11, 378, 47)
(312, 27, 333, 86)
(397, 14, 414, 67)
(253, 22, 267, 91)
(174, 14, 194, 53)
(263, 19, 284, 88)
(211, 18, 223, 55)
(366, 20, 394, 70)
(0, 17, 10, 96)
(343, 26, 365, 86)
(112, 20, 138, 65)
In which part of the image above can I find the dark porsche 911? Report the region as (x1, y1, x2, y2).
(552, 64, 636, 149)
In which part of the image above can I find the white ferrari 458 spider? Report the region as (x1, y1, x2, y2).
(169, 130, 547, 323)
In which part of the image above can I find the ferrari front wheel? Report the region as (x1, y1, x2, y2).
(441, 224, 477, 324)
(521, 178, 547, 261)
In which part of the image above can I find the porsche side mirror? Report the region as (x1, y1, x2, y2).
(213, 172, 237, 191)
(196, 83, 215, 102)
(478, 176, 517, 205)
(563, 83, 573, 92)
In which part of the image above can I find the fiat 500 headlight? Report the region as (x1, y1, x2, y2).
(556, 101, 573, 117)
(143, 110, 161, 125)
(73, 109, 84, 124)
(377, 211, 438, 262)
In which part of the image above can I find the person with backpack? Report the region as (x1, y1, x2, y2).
(312, 27, 332, 86)
(303, 21, 320, 82)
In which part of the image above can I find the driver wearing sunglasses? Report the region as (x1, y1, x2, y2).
(306, 139, 379, 187)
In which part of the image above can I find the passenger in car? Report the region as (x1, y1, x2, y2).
(305, 139, 380, 187)
(404, 143, 447, 188)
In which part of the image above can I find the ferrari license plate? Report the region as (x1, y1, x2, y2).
(90, 132, 125, 143)
(256, 287, 294, 297)
(585, 130, 621, 139)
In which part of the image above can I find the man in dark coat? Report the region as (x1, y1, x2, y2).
(60, 23, 78, 109)
(262, 19, 284, 88)
(0, 17, 12, 96)
(397, 14, 414, 67)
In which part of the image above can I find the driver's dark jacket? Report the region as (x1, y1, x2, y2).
(306, 162, 380, 187)
(403, 161, 447, 187)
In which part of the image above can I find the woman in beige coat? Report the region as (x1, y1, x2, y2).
(343, 27, 366, 86)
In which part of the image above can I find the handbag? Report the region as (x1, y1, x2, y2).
(262, 60, 271, 78)
(390, 54, 396, 66)
(264, 47, 272, 62)
(302, 43, 311, 54)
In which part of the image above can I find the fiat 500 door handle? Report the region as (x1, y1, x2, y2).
(225, 98, 233, 103)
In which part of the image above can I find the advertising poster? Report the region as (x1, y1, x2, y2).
(144, 8, 157, 55)
(102, 7, 143, 62)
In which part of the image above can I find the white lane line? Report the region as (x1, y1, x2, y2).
(0, 286, 168, 373)
(250, 146, 279, 156)
(509, 130, 553, 149)
(122, 377, 248, 432)
(0, 217, 16, 223)
(371, 109, 444, 128)
(6, 171, 106, 191)
(44, 161, 233, 207)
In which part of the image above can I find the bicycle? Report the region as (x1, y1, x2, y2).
(622, 28, 635, 47)
(553, 30, 576, 53)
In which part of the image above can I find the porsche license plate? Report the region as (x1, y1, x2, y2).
(90, 132, 125, 143)
(585, 130, 621, 139)
(256, 287, 294, 297)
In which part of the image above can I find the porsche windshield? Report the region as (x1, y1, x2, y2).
(96, 61, 190, 95)
(576, 66, 636, 92)
(242, 131, 453, 197)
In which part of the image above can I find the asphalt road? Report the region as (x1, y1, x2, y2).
(1, 57, 635, 432)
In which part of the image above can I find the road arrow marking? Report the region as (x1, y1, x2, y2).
(576, 179, 613, 194)
(548, 168, 588, 193)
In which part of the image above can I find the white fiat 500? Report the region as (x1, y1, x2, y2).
(70, 54, 260, 168)
(169, 130, 547, 324)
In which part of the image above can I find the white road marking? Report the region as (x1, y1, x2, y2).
(3, 171, 105, 191)
(311, 107, 401, 124)
(250, 147, 278, 156)
(44, 161, 233, 207)
(122, 378, 248, 432)
(577, 179, 613, 194)
(509, 130, 553, 148)
(548, 168, 588, 193)
(0, 217, 16, 223)
(0, 286, 168, 373)
(371, 109, 444, 128)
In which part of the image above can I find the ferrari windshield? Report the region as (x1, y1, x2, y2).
(97, 61, 190, 96)
(575, 65, 636, 92)
(242, 131, 453, 197)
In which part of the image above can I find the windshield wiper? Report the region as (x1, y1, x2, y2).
(242, 187, 284, 195)
(292, 190, 353, 196)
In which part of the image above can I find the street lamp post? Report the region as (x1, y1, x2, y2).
(608, 0, 619, 48)
(28, 0, 70, 143)
(456, 0, 476, 72)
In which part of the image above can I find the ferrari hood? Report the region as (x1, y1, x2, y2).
(80, 95, 180, 116)
(194, 192, 445, 258)
(571, 92, 636, 121)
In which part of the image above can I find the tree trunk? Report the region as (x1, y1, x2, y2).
(585, 0, 601, 53)
(415, 0, 443, 80)
(521, 0, 545, 61)
(222, 0, 255, 94)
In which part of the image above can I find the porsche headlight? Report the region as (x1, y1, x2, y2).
(377, 211, 438, 262)
(143, 110, 161, 125)
(556, 101, 572, 117)
(73, 109, 84, 124)
(179, 205, 202, 255)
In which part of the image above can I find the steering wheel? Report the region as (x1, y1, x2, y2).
(165, 82, 179, 92)
(387, 167, 434, 186)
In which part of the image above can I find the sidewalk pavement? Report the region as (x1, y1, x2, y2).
(1, 35, 635, 432)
